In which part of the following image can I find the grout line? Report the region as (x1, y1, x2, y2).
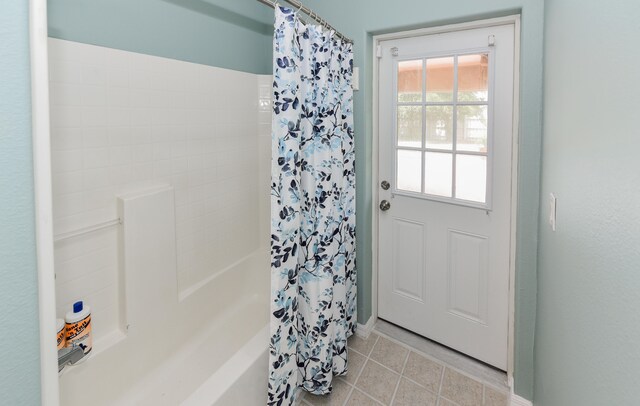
(399, 349, 411, 375)
(439, 395, 461, 406)
(347, 331, 380, 358)
(367, 334, 380, 357)
(354, 358, 402, 403)
(388, 351, 410, 405)
(365, 358, 402, 377)
(348, 344, 372, 359)
(435, 364, 446, 406)
(401, 373, 439, 394)
(341, 382, 354, 406)
(344, 334, 379, 406)
(349, 352, 367, 386)
(351, 387, 385, 406)
(349, 333, 390, 406)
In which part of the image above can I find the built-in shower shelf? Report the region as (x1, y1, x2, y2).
(59, 329, 127, 378)
(92, 329, 127, 357)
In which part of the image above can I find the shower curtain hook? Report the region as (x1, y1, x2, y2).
(320, 16, 327, 29)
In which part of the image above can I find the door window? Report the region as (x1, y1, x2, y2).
(395, 53, 491, 206)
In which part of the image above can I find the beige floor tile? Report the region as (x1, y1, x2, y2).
(304, 378, 353, 406)
(355, 360, 400, 405)
(484, 385, 509, 406)
(440, 368, 483, 406)
(402, 352, 443, 393)
(343, 349, 367, 384)
(348, 333, 379, 357)
(369, 337, 409, 373)
(346, 388, 384, 406)
(391, 378, 437, 406)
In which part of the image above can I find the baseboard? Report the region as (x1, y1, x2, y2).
(356, 316, 375, 339)
(510, 394, 533, 406)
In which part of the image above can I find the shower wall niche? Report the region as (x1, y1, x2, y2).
(49, 38, 271, 347)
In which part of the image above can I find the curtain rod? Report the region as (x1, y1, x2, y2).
(257, 0, 354, 44)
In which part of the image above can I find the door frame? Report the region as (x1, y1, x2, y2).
(371, 15, 521, 383)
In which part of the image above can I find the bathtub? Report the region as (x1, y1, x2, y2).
(58, 243, 270, 406)
(184, 324, 270, 405)
(185, 324, 308, 406)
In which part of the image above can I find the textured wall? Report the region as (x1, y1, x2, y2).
(535, 0, 640, 404)
(48, 0, 273, 74)
(0, 2, 42, 405)
(301, 0, 544, 399)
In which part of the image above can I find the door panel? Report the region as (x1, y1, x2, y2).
(377, 24, 515, 370)
(391, 218, 426, 302)
(447, 229, 489, 324)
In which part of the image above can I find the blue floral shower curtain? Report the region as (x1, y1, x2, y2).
(268, 6, 357, 405)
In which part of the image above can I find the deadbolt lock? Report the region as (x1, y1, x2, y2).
(381, 180, 390, 190)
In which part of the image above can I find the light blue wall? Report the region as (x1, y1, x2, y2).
(300, 1, 544, 399)
(0, 2, 42, 405)
(48, 0, 274, 74)
(535, 0, 640, 404)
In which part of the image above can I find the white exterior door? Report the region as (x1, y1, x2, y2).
(377, 24, 516, 370)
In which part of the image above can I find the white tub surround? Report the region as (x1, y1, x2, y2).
(49, 39, 272, 406)
(49, 38, 266, 335)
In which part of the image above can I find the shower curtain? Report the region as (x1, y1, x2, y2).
(268, 6, 356, 405)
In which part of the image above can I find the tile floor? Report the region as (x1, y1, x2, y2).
(300, 323, 509, 406)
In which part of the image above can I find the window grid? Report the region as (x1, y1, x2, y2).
(395, 53, 490, 205)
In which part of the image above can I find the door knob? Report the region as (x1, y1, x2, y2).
(380, 200, 391, 211)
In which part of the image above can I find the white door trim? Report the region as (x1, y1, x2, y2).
(30, 0, 60, 405)
(371, 14, 521, 383)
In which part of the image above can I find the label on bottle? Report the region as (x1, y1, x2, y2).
(57, 326, 66, 350)
(66, 314, 92, 355)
